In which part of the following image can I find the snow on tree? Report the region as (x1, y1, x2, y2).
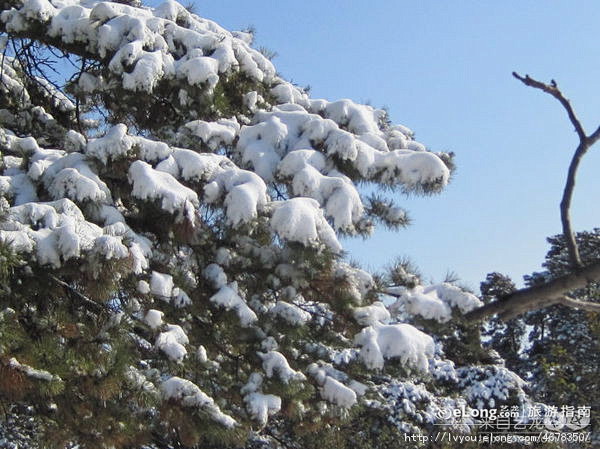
(483, 231, 600, 442)
(0, 1, 549, 447)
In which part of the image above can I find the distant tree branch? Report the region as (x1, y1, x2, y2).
(513, 72, 600, 269)
(465, 74, 600, 321)
(466, 259, 600, 321)
(512, 72, 586, 141)
(556, 295, 600, 313)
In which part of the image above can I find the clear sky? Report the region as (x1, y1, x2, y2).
(178, 1, 600, 290)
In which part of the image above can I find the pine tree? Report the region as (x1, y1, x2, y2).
(520, 231, 600, 435)
(0, 1, 550, 447)
(480, 272, 525, 373)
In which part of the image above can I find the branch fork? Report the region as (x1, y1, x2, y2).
(467, 73, 600, 320)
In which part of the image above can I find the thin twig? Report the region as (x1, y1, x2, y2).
(512, 72, 585, 141)
(49, 274, 105, 314)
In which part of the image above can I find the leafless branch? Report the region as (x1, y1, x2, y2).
(512, 72, 586, 142)
(467, 72, 600, 320)
(466, 259, 600, 320)
(513, 72, 600, 269)
(556, 295, 600, 313)
(49, 274, 105, 314)
(464, 74, 600, 320)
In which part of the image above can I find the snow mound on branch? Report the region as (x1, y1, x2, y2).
(0, 200, 100, 266)
(244, 392, 281, 426)
(42, 153, 111, 204)
(353, 301, 391, 326)
(389, 283, 483, 322)
(354, 323, 434, 371)
(204, 168, 268, 226)
(128, 160, 198, 220)
(321, 376, 357, 408)
(333, 262, 375, 302)
(183, 118, 239, 150)
(150, 271, 174, 299)
(86, 124, 133, 164)
(270, 198, 341, 253)
(241, 373, 281, 426)
(155, 324, 189, 362)
(144, 309, 164, 329)
(269, 301, 311, 325)
(0, 173, 37, 205)
(156, 149, 229, 182)
(209, 282, 258, 326)
(161, 376, 237, 428)
(257, 351, 306, 383)
(307, 363, 363, 408)
(203, 263, 228, 289)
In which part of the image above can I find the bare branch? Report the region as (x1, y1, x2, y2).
(466, 260, 600, 320)
(466, 74, 600, 321)
(512, 72, 586, 141)
(49, 274, 105, 314)
(512, 72, 600, 269)
(556, 295, 600, 313)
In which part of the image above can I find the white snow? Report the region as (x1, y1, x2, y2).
(270, 198, 342, 253)
(172, 288, 191, 307)
(241, 373, 281, 426)
(354, 323, 434, 372)
(321, 376, 357, 408)
(269, 301, 311, 325)
(307, 364, 358, 408)
(8, 357, 59, 382)
(150, 271, 173, 299)
(203, 263, 227, 289)
(161, 376, 236, 428)
(86, 124, 133, 164)
(244, 392, 281, 426)
(257, 351, 306, 383)
(196, 345, 208, 363)
(129, 160, 198, 220)
(389, 283, 483, 322)
(183, 118, 239, 150)
(137, 280, 151, 294)
(353, 301, 391, 326)
(0, 199, 104, 267)
(209, 282, 258, 326)
(144, 309, 164, 329)
(155, 324, 189, 362)
(204, 168, 267, 226)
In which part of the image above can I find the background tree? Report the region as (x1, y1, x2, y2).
(485, 231, 600, 436)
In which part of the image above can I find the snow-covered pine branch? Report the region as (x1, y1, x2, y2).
(0, 1, 547, 447)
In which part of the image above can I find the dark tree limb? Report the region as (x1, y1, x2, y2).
(513, 72, 600, 269)
(556, 295, 600, 313)
(465, 73, 600, 320)
(512, 73, 586, 141)
(466, 258, 600, 321)
(49, 274, 105, 314)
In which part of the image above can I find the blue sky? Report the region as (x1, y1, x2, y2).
(189, 1, 600, 289)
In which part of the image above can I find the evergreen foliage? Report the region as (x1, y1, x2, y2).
(0, 0, 559, 447)
(487, 232, 600, 438)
